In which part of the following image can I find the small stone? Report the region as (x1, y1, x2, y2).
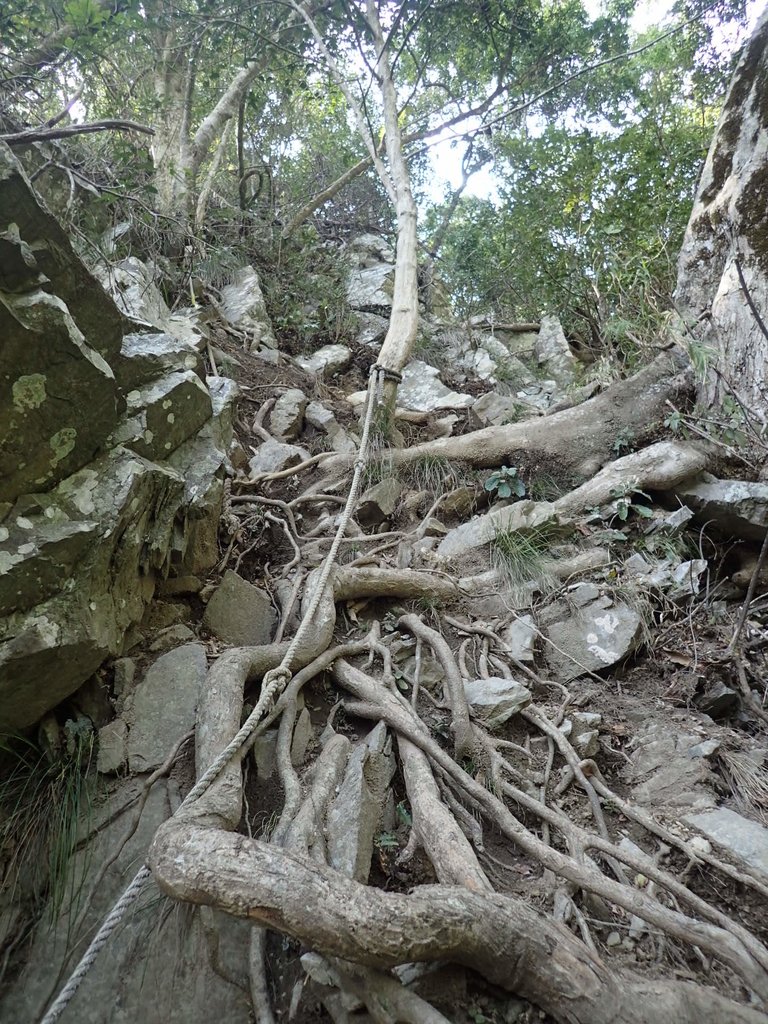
(203, 570, 277, 647)
(249, 439, 310, 475)
(268, 389, 308, 441)
(689, 835, 712, 856)
(357, 477, 402, 528)
(463, 677, 532, 729)
(97, 719, 128, 773)
(149, 623, 195, 651)
(688, 738, 721, 758)
(606, 931, 621, 947)
(696, 682, 740, 719)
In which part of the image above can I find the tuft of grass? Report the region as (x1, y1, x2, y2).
(490, 522, 563, 595)
(719, 750, 768, 826)
(0, 722, 96, 930)
(527, 471, 566, 503)
(400, 454, 458, 495)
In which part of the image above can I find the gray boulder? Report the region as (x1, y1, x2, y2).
(268, 388, 308, 441)
(672, 474, 768, 540)
(541, 583, 643, 682)
(203, 570, 277, 647)
(463, 677, 532, 728)
(294, 344, 351, 378)
(218, 265, 277, 350)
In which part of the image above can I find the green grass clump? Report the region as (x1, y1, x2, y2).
(0, 722, 96, 929)
(490, 522, 562, 593)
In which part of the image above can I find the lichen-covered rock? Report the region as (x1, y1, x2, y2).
(0, 146, 236, 730)
(540, 583, 643, 683)
(112, 370, 213, 461)
(398, 360, 473, 412)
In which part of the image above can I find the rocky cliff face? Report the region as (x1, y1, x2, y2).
(0, 144, 235, 730)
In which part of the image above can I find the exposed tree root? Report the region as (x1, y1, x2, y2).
(144, 524, 768, 1023)
(324, 347, 693, 478)
(150, 822, 765, 1024)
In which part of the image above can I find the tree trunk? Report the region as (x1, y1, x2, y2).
(363, 0, 420, 415)
(675, 8, 768, 421)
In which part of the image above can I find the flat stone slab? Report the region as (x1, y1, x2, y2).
(127, 643, 207, 772)
(203, 570, 277, 646)
(685, 807, 768, 882)
(672, 475, 768, 540)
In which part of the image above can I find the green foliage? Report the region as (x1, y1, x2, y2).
(484, 465, 525, 500)
(0, 723, 96, 927)
(612, 427, 636, 455)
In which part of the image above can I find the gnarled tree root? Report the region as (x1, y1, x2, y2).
(149, 821, 764, 1024)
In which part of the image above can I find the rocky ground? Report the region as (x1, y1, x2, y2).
(3, 215, 768, 1023)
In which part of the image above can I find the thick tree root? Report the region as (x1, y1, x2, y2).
(324, 347, 693, 478)
(147, 562, 768, 1023)
(150, 821, 765, 1024)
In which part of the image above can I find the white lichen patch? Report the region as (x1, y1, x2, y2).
(16, 517, 34, 530)
(12, 373, 47, 411)
(593, 612, 620, 635)
(18, 542, 36, 554)
(0, 551, 23, 573)
(49, 427, 77, 466)
(167, 413, 175, 423)
(587, 642, 619, 664)
(29, 615, 60, 645)
(0, 526, 9, 542)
